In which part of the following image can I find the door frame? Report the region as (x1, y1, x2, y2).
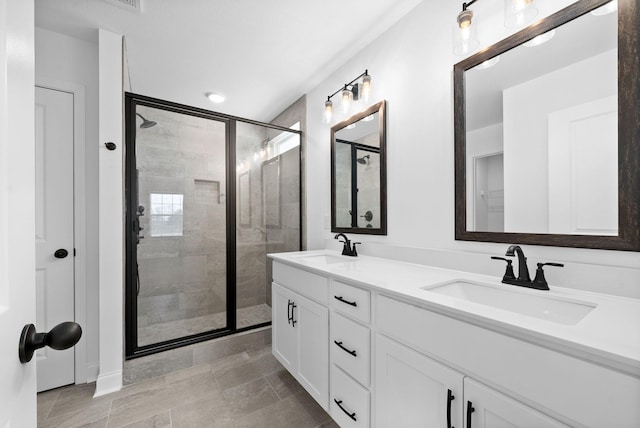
(35, 77, 88, 384)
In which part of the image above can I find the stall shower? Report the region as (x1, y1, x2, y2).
(125, 94, 301, 357)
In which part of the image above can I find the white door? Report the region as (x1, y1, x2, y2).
(35, 86, 76, 392)
(548, 96, 618, 235)
(464, 378, 568, 428)
(375, 334, 464, 428)
(0, 0, 38, 426)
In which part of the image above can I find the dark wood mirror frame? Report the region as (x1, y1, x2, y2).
(454, 0, 640, 251)
(331, 100, 387, 235)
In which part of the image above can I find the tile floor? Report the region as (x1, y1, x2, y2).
(138, 304, 272, 347)
(37, 345, 337, 428)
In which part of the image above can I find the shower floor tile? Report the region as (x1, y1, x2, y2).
(138, 304, 271, 346)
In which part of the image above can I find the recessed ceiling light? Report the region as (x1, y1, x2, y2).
(206, 92, 225, 103)
(524, 29, 556, 47)
(476, 56, 500, 70)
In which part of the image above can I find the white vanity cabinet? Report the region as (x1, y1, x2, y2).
(375, 333, 464, 428)
(270, 254, 640, 428)
(272, 264, 329, 410)
(464, 378, 568, 428)
(329, 281, 372, 427)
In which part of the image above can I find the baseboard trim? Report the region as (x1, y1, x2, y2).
(86, 362, 100, 383)
(94, 369, 122, 397)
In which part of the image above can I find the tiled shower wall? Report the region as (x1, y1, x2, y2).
(236, 123, 301, 312)
(136, 107, 228, 345)
(134, 97, 304, 346)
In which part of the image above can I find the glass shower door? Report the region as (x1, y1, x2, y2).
(132, 104, 229, 347)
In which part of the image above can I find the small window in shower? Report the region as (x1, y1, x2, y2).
(149, 193, 184, 237)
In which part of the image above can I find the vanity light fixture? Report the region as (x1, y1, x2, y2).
(454, 1, 480, 56)
(322, 70, 372, 124)
(206, 92, 225, 103)
(504, 0, 538, 28)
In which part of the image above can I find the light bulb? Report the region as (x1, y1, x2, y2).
(453, 10, 479, 56)
(457, 9, 473, 29)
(361, 74, 372, 102)
(323, 99, 333, 124)
(342, 87, 352, 115)
(504, 0, 537, 28)
(253, 150, 259, 161)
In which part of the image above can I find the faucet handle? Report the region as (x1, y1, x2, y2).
(532, 262, 564, 289)
(491, 256, 516, 281)
(351, 242, 361, 257)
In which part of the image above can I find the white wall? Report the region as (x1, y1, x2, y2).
(95, 28, 124, 397)
(306, 0, 640, 298)
(35, 27, 100, 381)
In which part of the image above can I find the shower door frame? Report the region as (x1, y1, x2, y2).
(124, 93, 302, 359)
(335, 138, 380, 229)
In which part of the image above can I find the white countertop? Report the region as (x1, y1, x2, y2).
(269, 249, 640, 377)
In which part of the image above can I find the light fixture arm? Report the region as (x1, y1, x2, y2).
(326, 69, 370, 102)
(461, 0, 479, 11)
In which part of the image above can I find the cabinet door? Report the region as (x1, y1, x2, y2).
(272, 282, 297, 373)
(296, 292, 329, 410)
(464, 378, 568, 428)
(375, 334, 464, 428)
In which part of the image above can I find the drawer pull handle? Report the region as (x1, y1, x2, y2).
(447, 389, 455, 428)
(466, 401, 475, 428)
(334, 340, 357, 357)
(334, 295, 357, 307)
(334, 398, 357, 421)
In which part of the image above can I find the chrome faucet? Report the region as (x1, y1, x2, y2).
(334, 233, 360, 257)
(492, 245, 564, 290)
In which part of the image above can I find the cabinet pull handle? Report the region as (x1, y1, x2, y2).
(291, 303, 297, 327)
(287, 300, 293, 325)
(334, 398, 357, 421)
(466, 401, 475, 428)
(334, 340, 357, 357)
(334, 295, 357, 307)
(447, 389, 455, 428)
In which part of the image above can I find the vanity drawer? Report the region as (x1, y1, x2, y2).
(272, 262, 329, 305)
(331, 365, 370, 428)
(331, 280, 370, 324)
(330, 312, 370, 387)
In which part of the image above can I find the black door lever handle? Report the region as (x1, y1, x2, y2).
(19, 322, 82, 363)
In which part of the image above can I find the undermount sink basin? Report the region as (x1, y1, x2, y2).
(296, 254, 355, 264)
(423, 280, 596, 325)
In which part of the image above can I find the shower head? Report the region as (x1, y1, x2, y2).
(357, 154, 370, 165)
(136, 113, 157, 129)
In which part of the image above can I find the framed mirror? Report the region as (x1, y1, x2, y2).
(454, 0, 639, 251)
(331, 100, 387, 235)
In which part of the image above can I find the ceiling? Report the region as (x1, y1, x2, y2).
(35, 0, 423, 122)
